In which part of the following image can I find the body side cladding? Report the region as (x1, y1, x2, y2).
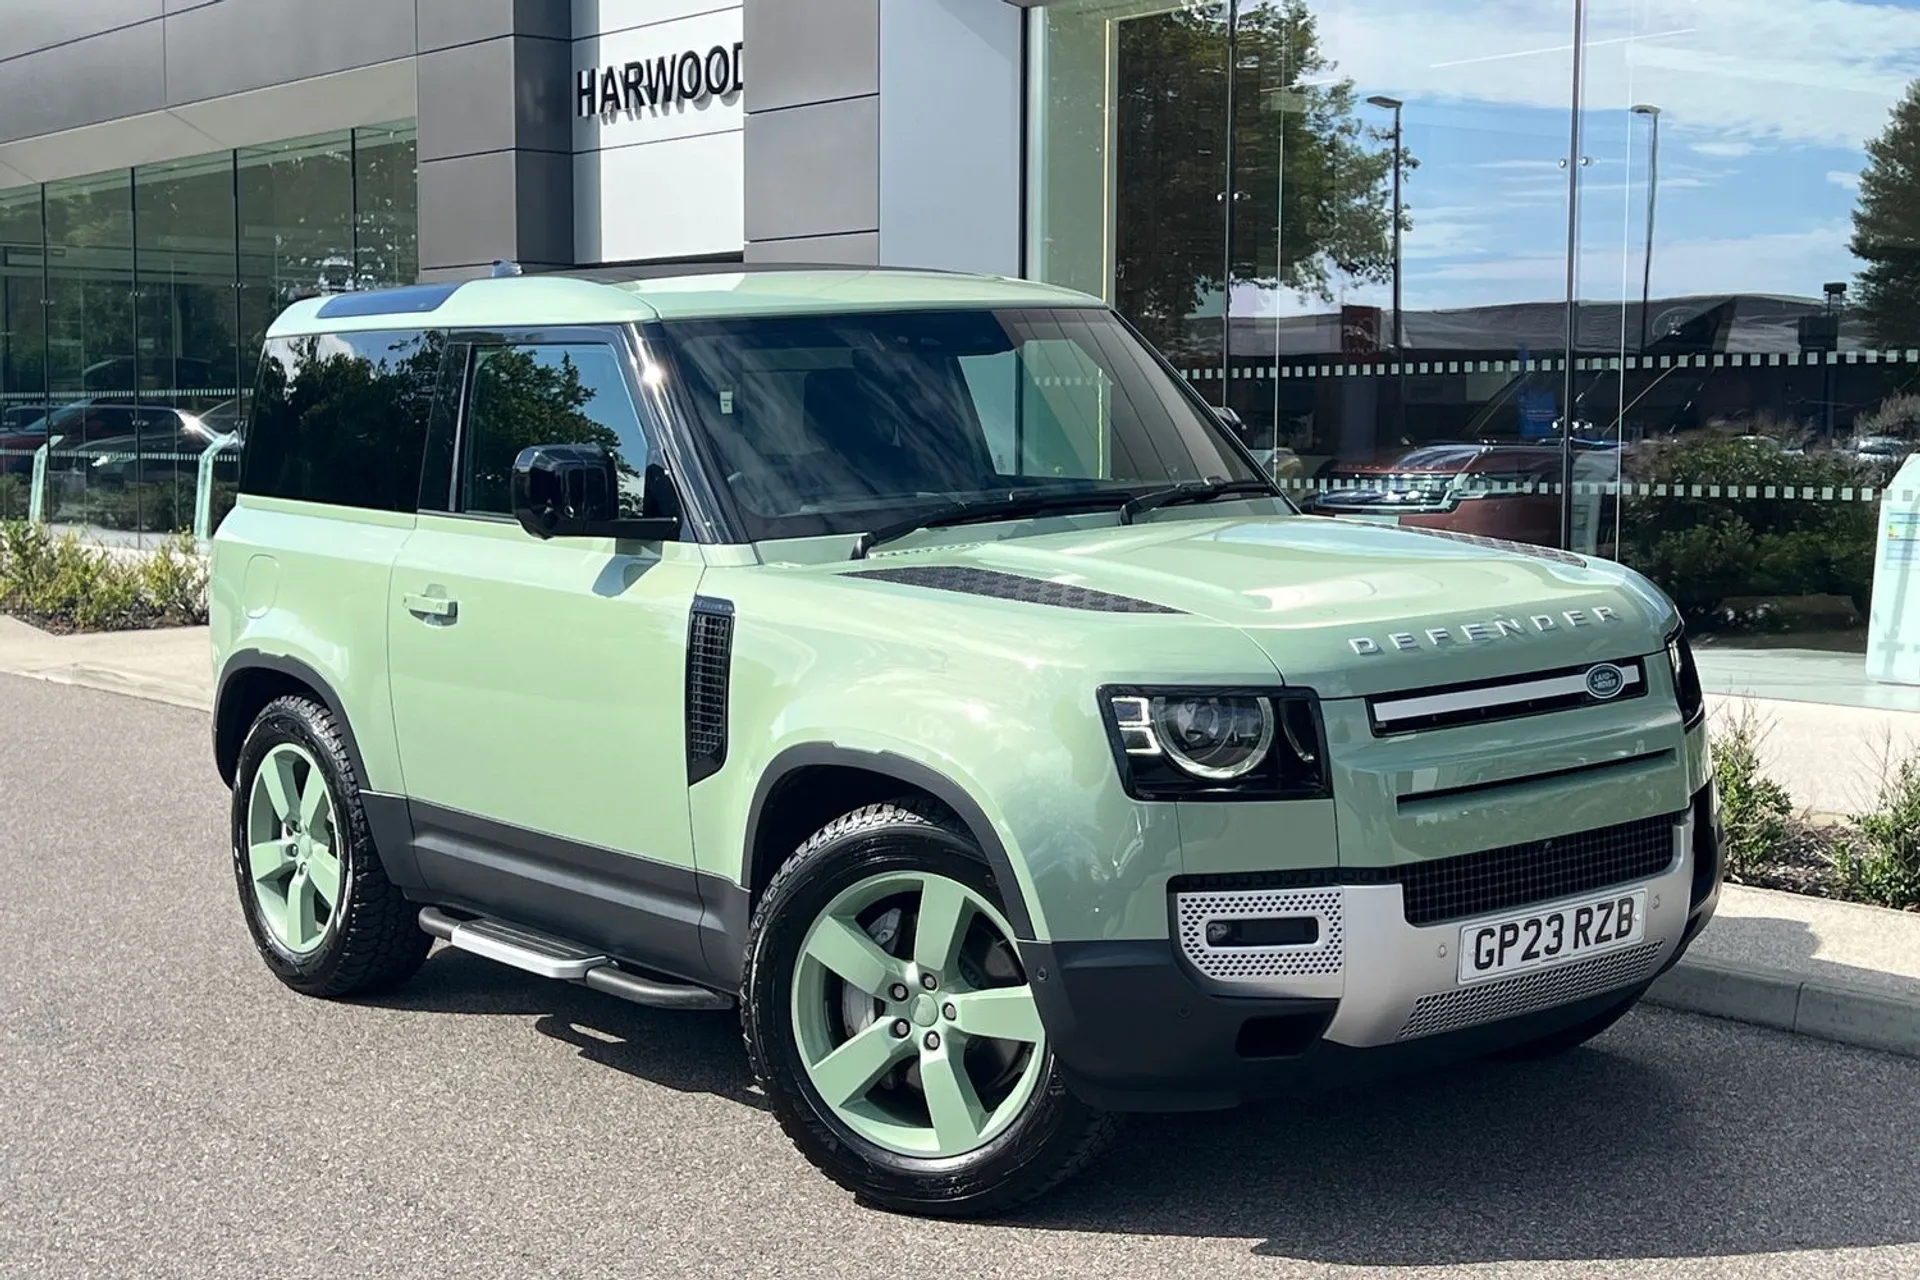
(740, 744, 1037, 941)
(213, 651, 370, 787)
(405, 800, 729, 991)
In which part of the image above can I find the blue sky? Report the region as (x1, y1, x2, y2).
(1230, 0, 1920, 316)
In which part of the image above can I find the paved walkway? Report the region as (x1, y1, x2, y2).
(0, 615, 210, 712)
(2, 614, 1918, 1061)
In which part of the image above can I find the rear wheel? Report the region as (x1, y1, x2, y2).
(742, 801, 1115, 1217)
(230, 695, 430, 998)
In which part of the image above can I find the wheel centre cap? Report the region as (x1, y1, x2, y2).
(910, 994, 939, 1028)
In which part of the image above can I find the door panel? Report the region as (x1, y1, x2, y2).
(388, 516, 704, 864)
(385, 331, 710, 970)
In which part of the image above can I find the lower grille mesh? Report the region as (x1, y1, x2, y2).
(1174, 888, 1344, 983)
(1399, 940, 1666, 1040)
(1394, 814, 1679, 926)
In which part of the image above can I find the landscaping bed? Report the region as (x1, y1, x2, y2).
(0, 521, 207, 633)
(1714, 709, 1920, 912)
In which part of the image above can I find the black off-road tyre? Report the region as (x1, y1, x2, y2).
(1490, 982, 1650, 1061)
(230, 695, 430, 998)
(742, 800, 1118, 1217)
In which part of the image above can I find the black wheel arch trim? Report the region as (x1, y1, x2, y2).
(743, 744, 1037, 940)
(213, 650, 371, 793)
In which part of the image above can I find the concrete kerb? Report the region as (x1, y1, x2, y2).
(1648, 955, 1920, 1061)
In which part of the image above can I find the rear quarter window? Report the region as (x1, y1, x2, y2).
(241, 329, 445, 511)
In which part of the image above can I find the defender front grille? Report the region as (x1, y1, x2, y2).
(1398, 940, 1666, 1040)
(1394, 813, 1679, 927)
(1369, 657, 1648, 736)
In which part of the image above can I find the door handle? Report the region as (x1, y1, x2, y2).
(404, 592, 458, 621)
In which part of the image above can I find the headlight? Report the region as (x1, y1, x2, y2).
(1101, 687, 1328, 800)
(1665, 625, 1705, 725)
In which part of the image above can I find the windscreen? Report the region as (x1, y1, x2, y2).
(649, 306, 1262, 542)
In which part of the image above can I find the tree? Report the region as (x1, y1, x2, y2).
(1851, 81, 1920, 349)
(1112, 0, 1415, 355)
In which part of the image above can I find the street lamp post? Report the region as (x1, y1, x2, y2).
(1367, 95, 1405, 352)
(1367, 95, 1406, 443)
(1632, 104, 1661, 354)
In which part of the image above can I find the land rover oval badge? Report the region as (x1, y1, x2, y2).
(1585, 663, 1627, 700)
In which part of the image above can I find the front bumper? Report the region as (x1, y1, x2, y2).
(1026, 783, 1723, 1112)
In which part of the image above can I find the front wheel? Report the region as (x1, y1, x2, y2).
(742, 801, 1116, 1217)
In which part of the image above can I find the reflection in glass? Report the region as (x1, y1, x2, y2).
(354, 123, 420, 289)
(0, 187, 46, 521)
(461, 344, 647, 517)
(238, 132, 353, 365)
(0, 120, 417, 540)
(44, 170, 135, 533)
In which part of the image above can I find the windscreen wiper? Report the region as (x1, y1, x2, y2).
(851, 490, 1135, 560)
(1117, 478, 1278, 525)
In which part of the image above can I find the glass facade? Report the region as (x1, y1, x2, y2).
(1028, 1, 1917, 653)
(0, 123, 417, 544)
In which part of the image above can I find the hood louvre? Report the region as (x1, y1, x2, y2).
(844, 565, 1182, 615)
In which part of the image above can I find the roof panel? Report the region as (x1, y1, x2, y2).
(264, 268, 1102, 338)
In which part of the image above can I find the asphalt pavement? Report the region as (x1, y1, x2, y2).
(5, 671, 1920, 1280)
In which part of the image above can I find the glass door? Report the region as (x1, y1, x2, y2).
(1577, 0, 1911, 646)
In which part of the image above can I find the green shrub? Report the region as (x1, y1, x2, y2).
(0, 473, 27, 522)
(1834, 756, 1920, 911)
(1620, 431, 1878, 627)
(0, 521, 207, 632)
(1711, 709, 1795, 879)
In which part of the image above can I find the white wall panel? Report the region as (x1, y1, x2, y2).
(876, 0, 1021, 277)
(576, 130, 744, 262)
(573, 2, 745, 262)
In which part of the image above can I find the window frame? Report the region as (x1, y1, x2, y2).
(424, 323, 702, 534)
(237, 326, 449, 513)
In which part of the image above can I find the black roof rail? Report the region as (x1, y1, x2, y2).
(532, 260, 971, 284)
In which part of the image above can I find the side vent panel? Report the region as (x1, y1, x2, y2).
(686, 596, 735, 785)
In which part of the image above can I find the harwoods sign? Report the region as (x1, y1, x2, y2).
(577, 43, 745, 119)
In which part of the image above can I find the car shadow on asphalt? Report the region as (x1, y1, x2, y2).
(363, 947, 765, 1110)
(1012, 1007, 1920, 1264)
(365, 952, 1920, 1264)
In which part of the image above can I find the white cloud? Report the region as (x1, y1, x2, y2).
(1311, 0, 1920, 153)
(1693, 141, 1762, 158)
(1403, 220, 1856, 310)
(1829, 169, 1865, 190)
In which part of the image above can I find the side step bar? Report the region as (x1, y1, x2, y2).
(418, 907, 733, 1011)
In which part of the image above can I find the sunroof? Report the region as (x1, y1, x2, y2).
(315, 282, 463, 319)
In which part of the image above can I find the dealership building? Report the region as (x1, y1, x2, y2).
(2, 0, 1918, 689)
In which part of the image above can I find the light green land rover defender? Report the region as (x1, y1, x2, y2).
(210, 264, 1723, 1216)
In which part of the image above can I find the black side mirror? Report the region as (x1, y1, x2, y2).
(511, 444, 679, 542)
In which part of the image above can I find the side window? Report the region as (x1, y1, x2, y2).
(458, 342, 650, 517)
(241, 329, 443, 511)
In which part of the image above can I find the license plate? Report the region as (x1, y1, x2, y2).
(1456, 888, 1647, 985)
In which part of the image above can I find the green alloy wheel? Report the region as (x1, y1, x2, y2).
(790, 868, 1046, 1157)
(743, 802, 1116, 1217)
(230, 695, 431, 998)
(246, 741, 341, 954)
